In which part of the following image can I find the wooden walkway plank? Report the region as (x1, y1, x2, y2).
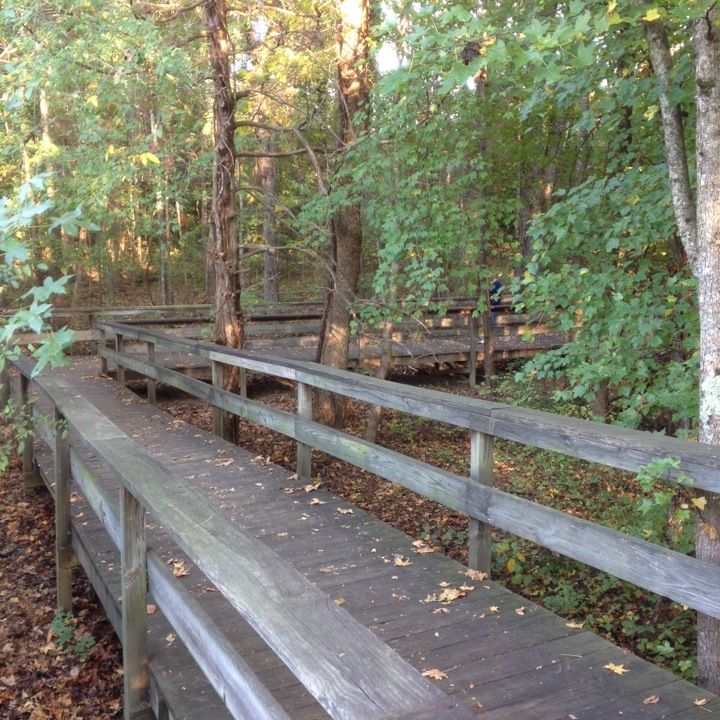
(20, 357, 720, 720)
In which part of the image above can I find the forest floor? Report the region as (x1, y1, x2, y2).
(0, 424, 122, 719)
(0, 368, 698, 719)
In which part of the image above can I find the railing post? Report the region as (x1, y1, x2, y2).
(99, 328, 109, 375)
(116, 333, 126, 386)
(239, 367, 247, 399)
(121, 485, 149, 719)
(468, 430, 494, 574)
(20, 374, 42, 489)
(54, 407, 73, 610)
(468, 315, 478, 388)
(296, 382, 312, 481)
(0, 358, 9, 410)
(212, 361, 225, 438)
(146, 341, 156, 405)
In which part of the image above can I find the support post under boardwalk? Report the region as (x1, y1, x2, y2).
(99, 328, 108, 375)
(468, 315, 478, 387)
(146, 342, 156, 406)
(116, 333, 126, 386)
(468, 431, 493, 574)
(54, 408, 73, 611)
(296, 382, 312, 481)
(121, 486, 149, 720)
(211, 361, 224, 438)
(0, 358, 9, 410)
(20, 374, 42, 489)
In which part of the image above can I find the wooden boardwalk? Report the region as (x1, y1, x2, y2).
(19, 356, 717, 719)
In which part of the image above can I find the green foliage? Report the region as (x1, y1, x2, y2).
(50, 610, 96, 662)
(633, 458, 694, 553)
(0, 178, 75, 375)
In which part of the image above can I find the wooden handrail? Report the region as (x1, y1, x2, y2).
(96, 319, 720, 492)
(96, 343, 720, 620)
(12, 356, 454, 720)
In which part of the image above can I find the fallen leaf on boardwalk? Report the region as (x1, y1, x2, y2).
(438, 587, 461, 603)
(423, 593, 438, 603)
(515, 606, 525, 616)
(334, 598, 346, 606)
(643, 695, 660, 705)
(694, 698, 709, 707)
(146, 604, 157, 615)
(319, 566, 338, 574)
(337, 508, 353, 515)
(603, 663, 629, 675)
(309, 498, 326, 506)
(459, 584, 475, 593)
(433, 607, 449, 614)
(489, 606, 500, 613)
(439, 581, 450, 587)
(566, 621, 584, 629)
(466, 569, 488, 581)
(303, 483, 321, 493)
(412, 540, 426, 548)
(393, 554, 412, 567)
(166, 634, 176, 645)
(692, 497, 708, 511)
(422, 669, 447, 680)
(416, 546, 435, 555)
(171, 560, 190, 577)
(215, 458, 234, 467)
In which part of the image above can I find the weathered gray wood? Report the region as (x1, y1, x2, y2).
(212, 361, 225, 438)
(291, 419, 720, 619)
(146, 553, 291, 720)
(20, 373, 42, 489)
(54, 407, 73, 611)
(0, 358, 9, 409)
(94, 343, 720, 617)
(239, 367, 247, 399)
(296, 382, 312, 481)
(95, 320, 720, 492)
(491, 405, 720, 493)
(116, 333, 126, 385)
(146, 342, 157, 405)
(121, 486, 149, 720)
(24, 368, 448, 720)
(468, 431, 493, 574)
(99, 328, 109, 375)
(468, 316, 478, 387)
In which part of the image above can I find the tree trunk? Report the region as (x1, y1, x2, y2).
(315, 0, 371, 427)
(204, 0, 243, 441)
(693, 9, 720, 694)
(257, 137, 279, 302)
(645, 19, 697, 268)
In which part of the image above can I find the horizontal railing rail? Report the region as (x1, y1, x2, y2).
(96, 320, 720, 492)
(11, 356, 469, 720)
(94, 337, 720, 622)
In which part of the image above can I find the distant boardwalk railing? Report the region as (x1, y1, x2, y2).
(95, 319, 720, 625)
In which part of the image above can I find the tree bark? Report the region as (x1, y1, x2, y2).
(693, 8, 720, 693)
(645, 19, 697, 269)
(257, 137, 279, 302)
(204, 0, 243, 441)
(316, 0, 371, 427)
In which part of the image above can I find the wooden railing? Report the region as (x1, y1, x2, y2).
(95, 319, 720, 624)
(11, 355, 473, 720)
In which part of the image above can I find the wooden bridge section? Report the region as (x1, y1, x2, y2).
(5, 319, 720, 719)
(24, 300, 570, 376)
